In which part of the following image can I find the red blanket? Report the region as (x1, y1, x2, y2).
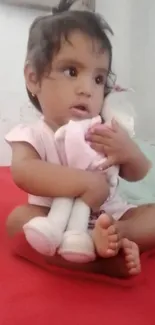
(0, 167, 155, 325)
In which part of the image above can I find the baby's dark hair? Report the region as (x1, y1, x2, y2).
(26, 0, 115, 112)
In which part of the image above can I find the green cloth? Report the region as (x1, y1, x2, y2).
(119, 139, 155, 205)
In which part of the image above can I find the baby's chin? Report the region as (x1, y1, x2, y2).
(56, 112, 100, 127)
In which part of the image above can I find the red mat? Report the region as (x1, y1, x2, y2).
(0, 167, 155, 325)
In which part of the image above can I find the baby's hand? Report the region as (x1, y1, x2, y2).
(81, 172, 110, 211)
(86, 119, 137, 170)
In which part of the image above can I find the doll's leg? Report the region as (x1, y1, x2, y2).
(7, 202, 73, 255)
(23, 198, 73, 256)
(59, 198, 96, 263)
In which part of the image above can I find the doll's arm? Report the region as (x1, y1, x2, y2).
(56, 118, 106, 171)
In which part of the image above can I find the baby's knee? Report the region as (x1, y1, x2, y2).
(6, 204, 49, 237)
(6, 209, 19, 237)
(6, 206, 26, 237)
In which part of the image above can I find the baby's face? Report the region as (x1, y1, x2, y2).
(36, 31, 110, 130)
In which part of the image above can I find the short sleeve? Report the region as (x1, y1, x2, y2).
(5, 124, 46, 160)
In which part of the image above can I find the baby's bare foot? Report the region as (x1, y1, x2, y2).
(92, 214, 121, 258)
(122, 238, 141, 275)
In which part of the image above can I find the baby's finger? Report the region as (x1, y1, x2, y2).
(92, 125, 115, 138)
(86, 134, 111, 146)
(88, 122, 101, 133)
(101, 156, 116, 170)
(86, 133, 103, 143)
(90, 142, 105, 153)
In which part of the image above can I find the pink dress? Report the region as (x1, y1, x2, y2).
(5, 118, 135, 228)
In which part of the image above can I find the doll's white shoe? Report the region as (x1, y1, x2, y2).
(58, 231, 96, 263)
(23, 217, 62, 256)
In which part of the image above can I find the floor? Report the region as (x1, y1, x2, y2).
(1, 166, 155, 325)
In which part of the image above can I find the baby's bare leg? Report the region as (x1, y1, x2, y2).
(118, 204, 155, 252)
(92, 214, 141, 276)
(92, 205, 155, 257)
(92, 214, 121, 258)
(92, 204, 155, 275)
(6, 204, 50, 237)
(6, 204, 131, 277)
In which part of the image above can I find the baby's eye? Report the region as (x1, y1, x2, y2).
(64, 67, 78, 77)
(95, 75, 106, 85)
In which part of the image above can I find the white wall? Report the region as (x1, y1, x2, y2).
(129, 0, 154, 140)
(96, 0, 131, 86)
(96, 0, 155, 141)
(0, 4, 41, 165)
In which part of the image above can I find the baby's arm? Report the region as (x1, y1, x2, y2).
(11, 142, 109, 209)
(119, 144, 151, 182)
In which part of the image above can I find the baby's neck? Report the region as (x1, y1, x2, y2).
(43, 117, 59, 133)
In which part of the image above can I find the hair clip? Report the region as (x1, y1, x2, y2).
(114, 85, 135, 92)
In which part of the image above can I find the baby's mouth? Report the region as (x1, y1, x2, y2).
(75, 105, 87, 111)
(73, 104, 88, 111)
(70, 104, 89, 119)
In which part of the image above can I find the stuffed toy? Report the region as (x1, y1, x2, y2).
(24, 89, 135, 263)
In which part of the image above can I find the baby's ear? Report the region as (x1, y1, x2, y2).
(24, 63, 40, 95)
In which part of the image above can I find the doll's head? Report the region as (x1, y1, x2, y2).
(102, 89, 135, 137)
